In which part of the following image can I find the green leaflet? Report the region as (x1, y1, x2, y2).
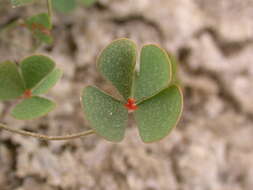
(97, 39, 137, 100)
(11, 96, 56, 120)
(0, 38, 183, 143)
(32, 68, 63, 95)
(134, 44, 172, 103)
(52, 0, 76, 13)
(81, 86, 128, 142)
(134, 85, 183, 143)
(20, 55, 55, 89)
(0, 61, 25, 100)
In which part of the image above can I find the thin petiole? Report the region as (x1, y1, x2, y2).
(0, 123, 95, 140)
(47, 0, 53, 20)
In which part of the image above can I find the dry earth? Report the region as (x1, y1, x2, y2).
(0, 0, 253, 190)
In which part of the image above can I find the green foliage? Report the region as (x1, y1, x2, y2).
(10, 0, 34, 7)
(0, 38, 183, 143)
(134, 85, 183, 142)
(8, 0, 53, 45)
(32, 68, 63, 95)
(134, 44, 172, 103)
(20, 55, 55, 89)
(11, 96, 56, 120)
(0, 55, 62, 120)
(81, 39, 183, 143)
(97, 39, 137, 100)
(25, 13, 53, 44)
(82, 86, 128, 142)
(0, 61, 25, 100)
(52, 0, 77, 13)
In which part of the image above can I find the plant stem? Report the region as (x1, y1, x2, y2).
(0, 123, 95, 140)
(47, 0, 53, 19)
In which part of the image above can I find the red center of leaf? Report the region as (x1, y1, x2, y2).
(23, 89, 32, 98)
(31, 23, 51, 35)
(20, 23, 51, 36)
(125, 98, 138, 112)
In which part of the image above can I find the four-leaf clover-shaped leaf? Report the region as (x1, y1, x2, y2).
(81, 39, 183, 143)
(0, 55, 62, 120)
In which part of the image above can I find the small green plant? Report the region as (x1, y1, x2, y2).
(5, 0, 96, 47)
(2, 0, 54, 46)
(0, 55, 62, 119)
(82, 39, 183, 142)
(0, 39, 183, 143)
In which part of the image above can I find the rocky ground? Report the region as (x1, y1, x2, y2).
(0, 0, 253, 190)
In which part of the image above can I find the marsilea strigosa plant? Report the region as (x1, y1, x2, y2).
(0, 39, 183, 143)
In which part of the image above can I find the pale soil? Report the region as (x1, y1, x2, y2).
(0, 0, 253, 190)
